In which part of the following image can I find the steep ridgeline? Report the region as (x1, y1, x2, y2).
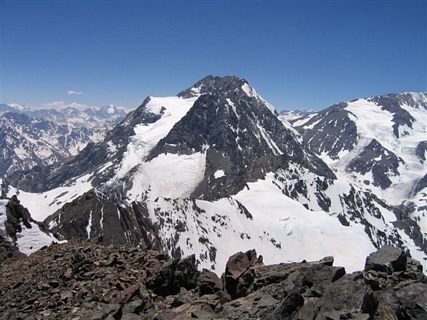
(0, 104, 127, 177)
(283, 92, 427, 261)
(6, 78, 427, 273)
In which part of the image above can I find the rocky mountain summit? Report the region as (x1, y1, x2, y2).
(0, 241, 425, 320)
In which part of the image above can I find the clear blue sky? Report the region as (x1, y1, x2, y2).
(1, 0, 426, 110)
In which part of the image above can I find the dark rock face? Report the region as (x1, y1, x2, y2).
(416, 141, 427, 162)
(148, 77, 334, 200)
(0, 242, 425, 320)
(4, 195, 34, 241)
(178, 75, 253, 100)
(295, 103, 358, 160)
(44, 190, 163, 250)
(412, 173, 427, 196)
(0, 234, 25, 264)
(369, 93, 421, 138)
(269, 292, 304, 319)
(392, 203, 427, 254)
(315, 274, 379, 319)
(198, 270, 223, 295)
(347, 139, 402, 189)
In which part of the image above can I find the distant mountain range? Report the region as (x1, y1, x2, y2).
(0, 103, 128, 176)
(1, 76, 426, 274)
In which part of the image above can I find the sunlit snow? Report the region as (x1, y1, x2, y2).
(7, 174, 93, 221)
(116, 96, 198, 179)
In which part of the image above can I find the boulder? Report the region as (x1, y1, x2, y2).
(197, 270, 223, 295)
(318, 256, 334, 266)
(147, 254, 198, 296)
(364, 246, 407, 274)
(316, 275, 378, 319)
(224, 249, 261, 299)
(113, 284, 140, 304)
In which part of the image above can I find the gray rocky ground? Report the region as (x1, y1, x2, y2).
(0, 241, 425, 319)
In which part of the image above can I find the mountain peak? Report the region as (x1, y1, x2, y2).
(178, 75, 276, 114)
(178, 75, 248, 98)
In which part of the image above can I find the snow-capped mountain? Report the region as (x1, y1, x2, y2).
(282, 93, 427, 253)
(4, 78, 427, 273)
(25, 104, 128, 130)
(0, 104, 128, 176)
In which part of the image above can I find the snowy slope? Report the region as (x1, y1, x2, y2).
(7, 174, 93, 221)
(132, 168, 426, 273)
(115, 96, 199, 179)
(142, 174, 376, 273)
(128, 152, 207, 200)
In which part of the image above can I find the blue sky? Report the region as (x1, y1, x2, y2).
(1, 0, 426, 110)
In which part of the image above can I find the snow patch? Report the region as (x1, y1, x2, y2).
(128, 152, 207, 200)
(214, 170, 225, 179)
(86, 211, 92, 239)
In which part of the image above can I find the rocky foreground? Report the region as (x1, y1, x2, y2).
(0, 241, 426, 320)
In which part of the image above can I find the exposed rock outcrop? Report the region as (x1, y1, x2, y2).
(347, 139, 403, 189)
(0, 233, 24, 263)
(0, 242, 425, 320)
(4, 195, 34, 241)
